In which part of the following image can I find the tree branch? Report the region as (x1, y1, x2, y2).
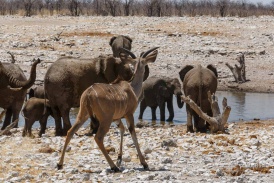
(0, 119, 19, 135)
(181, 92, 231, 133)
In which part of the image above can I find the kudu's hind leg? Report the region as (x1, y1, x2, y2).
(57, 107, 89, 169)
(125, 114, 148, 170)
(115, 119, 125, 167)
(94, 121, 119, 172)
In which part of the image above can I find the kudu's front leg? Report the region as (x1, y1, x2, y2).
(125, 114, 148, 170)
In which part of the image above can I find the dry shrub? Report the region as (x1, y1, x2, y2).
(249, 135, 257, 139)
(188, 31, 222, 37)
(106, 146, 115, 154)
(38, 146, 55, 153)
(62, 31, 113, 37)
(223, 164, 274, 176)
(223, 165, 245, 176)
(250, 164, 274, 174)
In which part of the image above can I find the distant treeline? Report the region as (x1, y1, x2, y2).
(0, 0, 273, 17)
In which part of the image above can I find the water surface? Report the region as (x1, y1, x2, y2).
(6, 91, 274, 128)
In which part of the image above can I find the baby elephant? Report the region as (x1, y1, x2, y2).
(139, 76, 184, 122)
(22, 97, 52, 137)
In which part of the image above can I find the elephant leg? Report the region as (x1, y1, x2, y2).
(39, 115, 49, 137)
(1, 108, 12, 130)
(159, 102, 166, 122)
(138, 100, 147, 120)
(60, 108, 72, 136)
(27, 119, 35, 138)
(151, 106, 157, 120)
(193, 113, 200, 132)
(51, 106, 62, 136)
(166, 97, 174, 122)
(186, 104, 194, 133)
(22, 119, 28, 137)
(11, 108, 20, 128)
(86, 116, 99, 136)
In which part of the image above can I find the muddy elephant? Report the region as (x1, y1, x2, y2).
(22, 97, 52, 137)
(44, 55, 135, 136)
(109, 35, 132, 57)
(28, 85, 45, 99)
(0, 59, 40, 130)
(179, 64, 218, 133)
(109, 35, 149, 81)
(138, 76, 184, 122)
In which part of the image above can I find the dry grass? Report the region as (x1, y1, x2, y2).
(223, 164, 274, 176)
(62, 31, 113, 37)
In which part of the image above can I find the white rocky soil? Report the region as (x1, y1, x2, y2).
(1, 15, 274, 182)
(0, 121, 274, 182)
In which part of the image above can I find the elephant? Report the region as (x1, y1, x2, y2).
(109, 35, 132, 57)
(109, 35, 149, 81)
(0, 59, 40, 130)
(138, 76, 184, 122)
(179, 64, 218, 133)
(22, 97, 52, 137)
(28, 85, 45, 99)
(44, 55, 135, 136)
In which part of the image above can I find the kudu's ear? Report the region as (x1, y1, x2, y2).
(179, 65, 194, 82)
(144, 50, 158, 64)
(109, 36, 117, 46)
(207, 64, 218, 78)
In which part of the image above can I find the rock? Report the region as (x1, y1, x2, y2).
(161, 157, 172, 164)
(161, 139, 177, 147)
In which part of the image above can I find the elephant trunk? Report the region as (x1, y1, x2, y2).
(5, 59, 40, 90)
(176, 94, 184, 109)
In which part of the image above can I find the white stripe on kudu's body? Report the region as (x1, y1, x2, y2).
(57, 47, 159, 172)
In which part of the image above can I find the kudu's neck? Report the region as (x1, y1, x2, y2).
(130, 64, 145, 99)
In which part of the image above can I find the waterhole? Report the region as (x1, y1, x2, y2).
(4, 91, 274, 128)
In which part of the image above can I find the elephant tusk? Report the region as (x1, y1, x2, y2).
(7, 85, 22, 91)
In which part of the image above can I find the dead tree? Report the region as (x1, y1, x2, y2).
(181, 91, 231, 133)
(225, 54, 246, 83)
(7, 51, 15, 63)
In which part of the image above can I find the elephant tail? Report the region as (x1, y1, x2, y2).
(21, 104, 29, 120)
(198, 65, 203, 108)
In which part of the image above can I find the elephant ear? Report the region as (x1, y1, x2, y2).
(124, 36, 132, 43)
(179, 65, 194, 82)
(207, 64, 218, 78)
(102, 57, 117, 83)
(109, 36, 117, 46)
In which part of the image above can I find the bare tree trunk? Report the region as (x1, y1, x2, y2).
(225, 54, 246, 83)
(181, 91, 231, 133)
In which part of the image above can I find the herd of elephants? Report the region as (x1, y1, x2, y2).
(0, 35, 219, 170)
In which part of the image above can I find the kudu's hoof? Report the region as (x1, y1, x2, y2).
(111, 166, 120, 172)
(57, 163, 63, 170)
(143, 164, 149, 170)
